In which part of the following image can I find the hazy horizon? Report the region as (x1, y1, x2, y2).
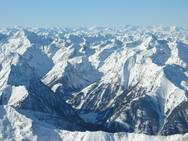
(0, 0, 188, 27)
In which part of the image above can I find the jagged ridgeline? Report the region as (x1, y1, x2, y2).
(0, 26, 188, 141)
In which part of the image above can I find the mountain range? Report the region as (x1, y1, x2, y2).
(0, 26, 188, 141)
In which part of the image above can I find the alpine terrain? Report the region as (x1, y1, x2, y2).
(0, 26, 188, 141)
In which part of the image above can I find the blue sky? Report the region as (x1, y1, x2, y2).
(0, 0, 187, 27)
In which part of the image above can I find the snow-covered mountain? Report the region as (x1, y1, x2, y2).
(0, 26, 188, 140)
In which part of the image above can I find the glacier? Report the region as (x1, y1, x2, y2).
(0, 26, 188, 140)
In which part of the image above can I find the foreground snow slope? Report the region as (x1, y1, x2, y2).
(0, 105, 188, 141)
(0, 26, 188, 140)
